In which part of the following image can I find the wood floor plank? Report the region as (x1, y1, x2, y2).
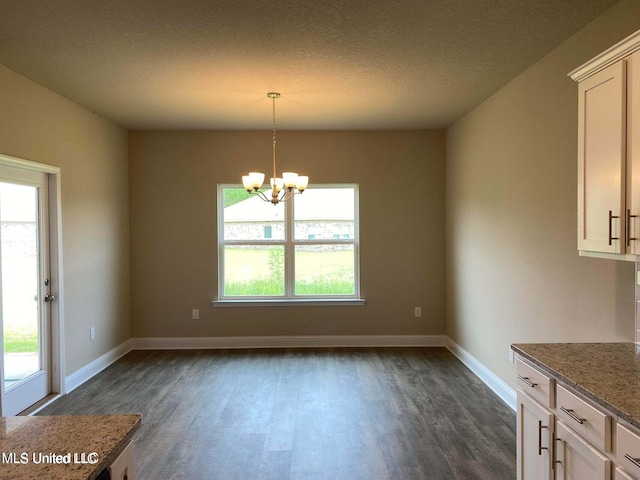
(39, 347, 516, 479)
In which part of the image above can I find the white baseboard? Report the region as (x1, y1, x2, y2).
(64, 339, 135, 393)
(132, 335, 447, 350)
(445, 337, 516, 411)
(61, 335, 516, 414)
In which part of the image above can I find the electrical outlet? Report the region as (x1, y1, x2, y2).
(414, 307, 422, 317)
(192, 309, 200, 320)
(508, 348, 514, 363)
(90, 327, 95, 341)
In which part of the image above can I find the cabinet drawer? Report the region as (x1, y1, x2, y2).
(556, 385, 611, 451)
(516, 359, 554, 408)
(617, 423, 640, 479)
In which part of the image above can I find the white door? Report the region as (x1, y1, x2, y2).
(577, 60, 627, 253)
(626, 50, 640, 254)
(0, 165, 51, 415)
(517, 391, 554, 480)
(555, 421, 610, 480)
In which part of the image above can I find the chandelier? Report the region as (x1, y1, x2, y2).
(242, 92, 309, 205)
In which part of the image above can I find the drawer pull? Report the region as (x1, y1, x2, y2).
(518, 375, 537, 388)
(625, 454, 640, 469)
(560, 406, 586, 424)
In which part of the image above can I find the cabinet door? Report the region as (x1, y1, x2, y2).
(578, 60, 626, 253)
(517, 391, 554, 480)
(614, 467, 635, 480)
(555, 421, 610, 480)
(109, 441, 134, 480)
(627, 50, 640, 254)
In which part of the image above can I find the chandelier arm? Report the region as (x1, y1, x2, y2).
(250, 190, 271, 203)
(279, 189, 297, 203)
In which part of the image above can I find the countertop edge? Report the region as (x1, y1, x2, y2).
(86, 414, 143, 480)
(511, 344, 640, 430)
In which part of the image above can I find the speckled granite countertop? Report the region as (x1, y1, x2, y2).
(0, 414, 141, 480)
(511, 343, 640, 429)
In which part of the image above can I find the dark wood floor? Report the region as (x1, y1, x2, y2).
(39, 347, 516, 480)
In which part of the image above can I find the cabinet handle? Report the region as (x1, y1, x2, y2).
(560, 406, 586, 424)
(609, 210, 620, 245)
(628, 209, 638, 246)
(517, 375, 537, 388)
(538, 421, 549, 456)
(625, 454, 640, 469)
(554, 437, 563, 469)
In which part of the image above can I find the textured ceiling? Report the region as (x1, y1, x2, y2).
(0, 0, 622, 129)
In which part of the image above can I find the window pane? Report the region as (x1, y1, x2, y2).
(224, 245, 284, 296)
(295, 245, 355, 295)
(1, 183, 41, 388)
(223, 188, 285, 240)
(294, 188, 355, 240)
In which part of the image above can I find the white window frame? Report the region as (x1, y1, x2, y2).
(214, 183, 364, 306)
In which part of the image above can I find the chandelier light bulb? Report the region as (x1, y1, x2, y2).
(282, 172, 298, 189)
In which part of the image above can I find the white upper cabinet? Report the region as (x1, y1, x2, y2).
(626, 50, 640, 255)
(577, 61, 626, 254)
(570, 30, 640, 259)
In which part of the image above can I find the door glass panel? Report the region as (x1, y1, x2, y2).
(1, 183, 40, 390)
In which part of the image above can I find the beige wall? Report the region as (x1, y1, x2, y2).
(446, 0, 640, 389)
(0, 64, 130, 375)
(129, 130, 445, 337)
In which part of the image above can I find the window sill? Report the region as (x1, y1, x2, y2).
(211, 298, 366, 307)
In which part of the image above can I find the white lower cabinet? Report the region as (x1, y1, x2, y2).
(514, 357, 640, 480)
(555, 420, 611, 480)
(616, 423, 640, 479)
(517, 391, 555, 480)
(109, 441, 134, 480)
(615, 467, 636, 480)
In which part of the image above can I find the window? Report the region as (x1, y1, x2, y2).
(217, 185, 360, 300)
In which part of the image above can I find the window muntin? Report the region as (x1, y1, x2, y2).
(218, 184, 359, 300)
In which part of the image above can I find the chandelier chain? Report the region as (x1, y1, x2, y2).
(272, 94, 277, 181)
